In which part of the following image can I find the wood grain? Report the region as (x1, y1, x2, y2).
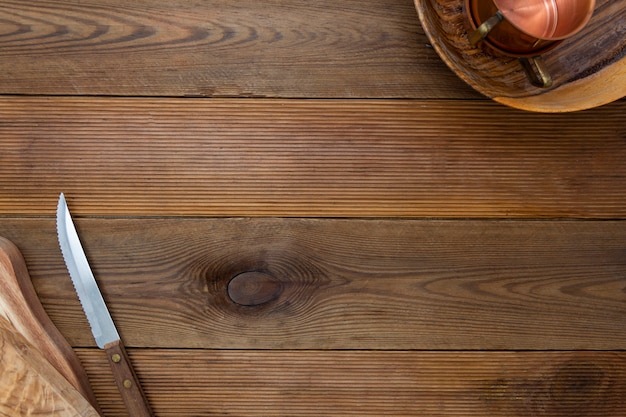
(1, 217, 624, 350)
(74, 349, 626, 417)
(0, 316, 100, 417)
(1, 1, 624, 416)
(0, 97, 625, 218)
(0, 0, 473, 98)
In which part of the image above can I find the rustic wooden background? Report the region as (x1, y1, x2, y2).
(0, 0, 625, 416)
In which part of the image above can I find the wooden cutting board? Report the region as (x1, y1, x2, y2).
(0, 236, 100, 416)
(0, 315, 100, 417)
(414, 0, 626, 112)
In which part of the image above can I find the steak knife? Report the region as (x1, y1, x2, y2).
(56, 193, 153, 417)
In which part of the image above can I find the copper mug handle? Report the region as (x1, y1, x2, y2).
(518, 56, 552, 88)
(469, 14, 553, 88)
(468, 11, 504, 46)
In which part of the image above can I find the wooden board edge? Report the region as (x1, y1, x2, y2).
(494, 55, 626, 112)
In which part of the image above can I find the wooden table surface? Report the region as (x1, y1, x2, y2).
(1, 1, 625, 416)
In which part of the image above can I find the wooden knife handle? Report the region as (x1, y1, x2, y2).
(104, 339, 153, 417)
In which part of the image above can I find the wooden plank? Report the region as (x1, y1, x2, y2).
(0, 0, 473, 98)
(1, 97, 625, 218)
(1, 217, 624, 350)
(74, 349, 626, 417)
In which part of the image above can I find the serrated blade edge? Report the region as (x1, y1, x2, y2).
(56, 193, 119, 349)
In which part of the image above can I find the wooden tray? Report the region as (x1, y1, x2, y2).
(414, 0, 626, 112)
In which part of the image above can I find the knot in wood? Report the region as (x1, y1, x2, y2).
(549, 360, 611, 413)
(227, 271, 283, 307)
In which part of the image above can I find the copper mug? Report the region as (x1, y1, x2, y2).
(466, 0, 596, 88)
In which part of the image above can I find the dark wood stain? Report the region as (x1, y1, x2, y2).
(482, 357, 626, 417)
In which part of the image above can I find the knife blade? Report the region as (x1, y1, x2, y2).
(56, 193, 153, 417)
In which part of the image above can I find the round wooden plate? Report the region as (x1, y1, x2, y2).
(414, 0, 626, 112)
